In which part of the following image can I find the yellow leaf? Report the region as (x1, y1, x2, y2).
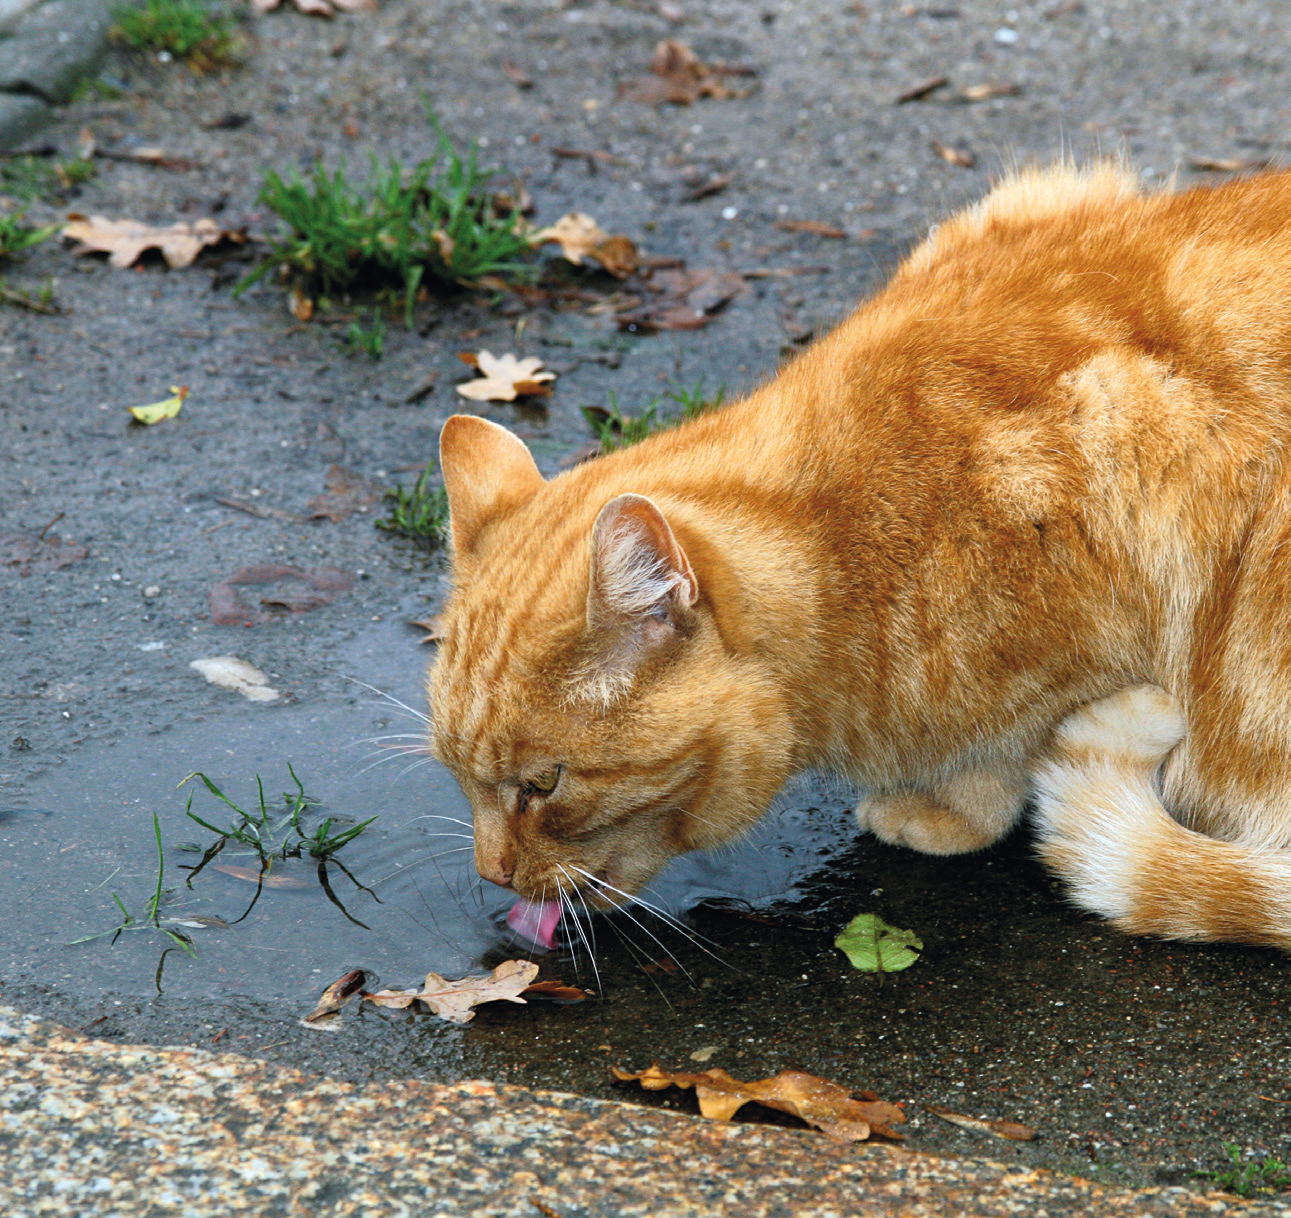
(130, 385, 189, 425)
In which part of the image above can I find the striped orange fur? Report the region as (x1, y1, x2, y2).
(429, 164, 1291, 949)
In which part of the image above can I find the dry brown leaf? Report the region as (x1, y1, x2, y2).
(620, 39, 752, 105)
(364, 959, 540, 1024)
(0, 531, 88, 577)
(774, 219, 847, 238)
(456, 350, 556, 402)
(521, 979, 589, 1002)
(613, 1063, 906, 1141)
(532, 212, 639, 278)
(924, 1104, 1038, 1141)
(303, 969, 367, 1026)
(410, 614, 447, 643)
(616, 267, 746, 333)
(63, 214, 237, 269)
(305, 464, 384, 522)
(931, 140, 975, 168)
(251, 0, 374, 14)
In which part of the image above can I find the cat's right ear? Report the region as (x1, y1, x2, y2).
(439, 415, 545, 557)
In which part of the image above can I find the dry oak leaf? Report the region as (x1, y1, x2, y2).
(249, 0, 375, 15)
(456, 350, 556, 402)
(64, 214, 236, 269)
(532, 212, 639, 279)
(612, 1063, 906, 1142)
(621, 39, 750, 106)
(364, 959, 540, 1024)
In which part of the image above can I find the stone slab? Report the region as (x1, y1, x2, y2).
(0, 0, 112, 111)
(0, 89, 47, 148)
(1, 1005, 1278, 1218)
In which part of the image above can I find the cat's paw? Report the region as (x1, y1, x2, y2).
(855, 791, 1007, 855)
(1050, 684, 1185, 768)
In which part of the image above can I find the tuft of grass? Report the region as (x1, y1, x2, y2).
(69, 813, 196, 956)
(582, 378, 725, 454)
(376, 460, 450, 550)
(179, 765, 375, 867)
(0, 212, 59, 258)
(235, 123, 535, 325)
(0, 154, 97, 203)
(110, 0, 241, 70)
(345, 310, 387, 359)
(1195, 1144, 1291, 1198)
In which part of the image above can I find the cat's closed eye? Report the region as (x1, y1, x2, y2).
(523, 765, 561, 796)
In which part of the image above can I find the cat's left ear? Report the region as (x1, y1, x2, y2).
(439, 415, 545, 557)
(588, 494, 698, 634)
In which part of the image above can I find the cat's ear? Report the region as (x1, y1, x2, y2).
(439, 415, 545, 556)
(588, 493, 698, 632)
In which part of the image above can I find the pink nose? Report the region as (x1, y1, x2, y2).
(479, 857, 514, 888)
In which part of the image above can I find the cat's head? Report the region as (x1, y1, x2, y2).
(427, 415, 796, 910)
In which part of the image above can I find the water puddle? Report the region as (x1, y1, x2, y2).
(0, 612, 855, 1008)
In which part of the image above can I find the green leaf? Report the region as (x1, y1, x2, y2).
(835, 913, 922, 973)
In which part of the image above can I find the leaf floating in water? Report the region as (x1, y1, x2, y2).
(612, 1063, 906, 1141)
(211, 863, 309, 888)
(835, 912, 922, 973)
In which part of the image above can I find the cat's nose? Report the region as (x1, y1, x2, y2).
(479, 857, 514, 888)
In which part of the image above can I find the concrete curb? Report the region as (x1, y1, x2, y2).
(0, 0, 113, 150)
(1, 1004, 1277, 1218)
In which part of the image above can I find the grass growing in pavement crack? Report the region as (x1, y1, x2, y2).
(582, 379, 726, 454)
(1194, 1143, 1291, 1197)
(0, 212, 59, 259)
(376, 460, 450, 550)
(110, 0, 242, 70)
(235, 121, 534, 325)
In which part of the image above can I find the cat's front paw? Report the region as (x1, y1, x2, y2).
(855, 791, 1004, 855)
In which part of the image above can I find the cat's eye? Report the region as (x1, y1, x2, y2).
(524, 765, 561, 796)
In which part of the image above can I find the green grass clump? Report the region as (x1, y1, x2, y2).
(582, 379, 725, 454)
(0, 155, 96, 203)
(345, 310, 387, 359)
(376, 460, 450, 550)
(0, 212, 58, 258)
(236, 125, 534, 325)
(111, 0, 241, 70)
(1194, 1144, 1291, 1198)
(179, 765, 374, 867)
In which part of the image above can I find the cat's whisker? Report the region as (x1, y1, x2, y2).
(402, 813, 474, 830)
(570, 865, 727, 965)
(365, 846, 474, 888)
(600, 914, 674, 1009)
(558, 864, 603, 996)
(343, 676, 432, 725)
(568, 867, 699, 986)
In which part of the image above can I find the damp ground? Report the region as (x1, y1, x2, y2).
(1, 0, 1289, 1197)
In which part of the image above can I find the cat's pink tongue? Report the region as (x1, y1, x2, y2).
(506, 897, 562, 949)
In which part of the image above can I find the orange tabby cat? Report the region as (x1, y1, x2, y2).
(429, 164, 1291, 951)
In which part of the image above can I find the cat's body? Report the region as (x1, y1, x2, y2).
(430, 164, 1291, 950)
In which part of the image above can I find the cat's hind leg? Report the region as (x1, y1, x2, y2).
(1032, 684, 1291, 948)
(855, 764, 1028, 855)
